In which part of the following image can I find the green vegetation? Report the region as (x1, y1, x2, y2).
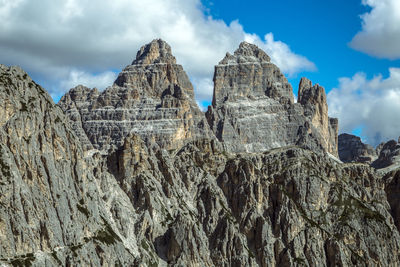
(93, 219, 122, 245)
(9, 252, 35, 267)
(20, 102, 28, 112)
(0, 155, 11, 177)
(332, 187, 387, 225)
(141, 239, 149, 251)
(51, 251, 62, 265)
(77, 201, 90, 218)
(160, 206, 173, 227)
(294, 257, 307, 265)
(141, 239, 159, 267)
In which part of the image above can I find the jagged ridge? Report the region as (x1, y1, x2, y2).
(59, 39, 212, 152)
(2, 40, 400, 266)
(206, 43, 338, 155)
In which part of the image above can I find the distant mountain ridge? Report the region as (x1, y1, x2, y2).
(338, 133, 400, 170)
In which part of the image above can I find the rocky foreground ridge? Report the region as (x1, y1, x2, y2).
(1, 40, 400, 266)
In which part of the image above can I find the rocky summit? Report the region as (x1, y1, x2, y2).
(338, 133, 378, 163)
(59, 39, 212, 152)
(338, 133, 400, 170)
(206, 42, 338, 155)
(2, 40, 400, 266)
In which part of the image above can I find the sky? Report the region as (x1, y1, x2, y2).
(0, 0, 400, 146)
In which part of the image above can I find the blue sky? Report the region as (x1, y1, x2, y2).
(202, 0, 395, 96)
(1, 0, 400, 146)
(199, 0, 400, 145)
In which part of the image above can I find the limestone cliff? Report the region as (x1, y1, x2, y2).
(106, 134, 400, 266)
(59, 39, 211, 152)
(338, 133, 377, 163)
(372, 138, 400, 169)
(2, 41, 400, 267)
(206, 42, 338, 156)
(0, 65, 139, 266)
(298, 77, 338, 156)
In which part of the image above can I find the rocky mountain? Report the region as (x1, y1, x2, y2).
(205, 42, 338, 155)
(337, 133, 400, 170)
(338, 133, 377, 163)
(108, 135, 400, 266)
(0, 65, 139, 266)
(59, 39, 212, 152)
(372, 137, 400, 170)
(2, 40, 400, 266)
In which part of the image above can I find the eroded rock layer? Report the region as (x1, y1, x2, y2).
(0, 65, 139, 266)
(59, 39, 211, 152)
(372, 138, 400, 169)
(105, 134, 400, 266)
(338, 133, 377, 163)
(2, 40, 400, 267)
(206, 42, 338, 156)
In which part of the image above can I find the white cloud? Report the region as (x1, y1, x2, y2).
(350, 0, 400, 59)
(328, 68, 400, 146)
(0, 0, 314, 104)
(245, 33, 316, 76)
(59, 70, 117, 93)
(191, 77, 214, 110)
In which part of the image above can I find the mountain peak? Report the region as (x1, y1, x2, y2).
(297, 77, 326, 106)
(219, 41, 271, 64)
(132, 39, 176, 65)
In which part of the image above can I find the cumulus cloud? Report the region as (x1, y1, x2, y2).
(328, 68, 400, 146)
(350, 0, 400, 59)
(59, 70, 117, 94)
(0, 0, 314, 104)
(191, 77, 214, 110)
(245, 33, 316, 76)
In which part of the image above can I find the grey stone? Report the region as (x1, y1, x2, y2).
(1, 41, 400, 267)
(206, 42, 338, 156)
(110, 132, 400, 266)
(212, 42, 292, 105)
(59, 39, 212, 152)
(298, 77, 338, 155)
(0, 65, 140, 266)
(338, 133, 377, 163)
(384, 170, 400, 233)
(372, 139, 400, 169)
(376, 142, 386, 156)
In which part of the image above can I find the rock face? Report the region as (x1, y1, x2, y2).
(372, 138, 400, 169)
(2, 41, 400, 267)
(337, 133, 400, 169)
(384, 170, 400, 233)
(105, 135, 400, 266)
(59, 39, 211, 152)
(298, 77, 338, 156)
(0, 65, 139, 266)
(211, 42, 293, 106)
(206, 42, 338, 156)
(338, 133, 377, 163)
